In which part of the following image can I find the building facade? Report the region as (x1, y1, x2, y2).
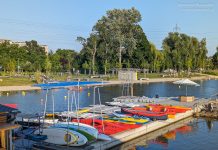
(0, 39, 48, 54)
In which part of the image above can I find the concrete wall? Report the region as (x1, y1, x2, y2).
(118, 71, 137, 81)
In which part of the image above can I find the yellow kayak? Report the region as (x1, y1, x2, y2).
(45, 113, 58, 118)
(105, 116, 149, 124)
(168, 114, 176, 119)
(78, 109, 90, 114)
(119, 117, 149, 123)
(104, 119, 136, 124)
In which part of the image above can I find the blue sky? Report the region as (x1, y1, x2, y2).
(0, 0, 218, 56)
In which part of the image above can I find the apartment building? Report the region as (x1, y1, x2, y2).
(0, 39, 48, 54)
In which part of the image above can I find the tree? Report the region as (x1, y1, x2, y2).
(162, 32, 208, 73)
(77, 33, 99, 75)
(212, 47, 218, 69)
(82, 61, 89, 75)
(7, 60, 16, 76)
(55, 49, 77, 72)
(93, 7, 141, 68)
(24, 40, 47, 71)
(45, 57, 52, 75)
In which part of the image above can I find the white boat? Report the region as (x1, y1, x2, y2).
(113, 112, 130, 118)
(34, 128, 77, 145)
(68, 129, 88, 146)
(55, 122, 98, 139)
(98, 133, 111, 141)
(59, 112, 100, 119)
(16, 117, 58, 124)
(106, 101, 123, 107)
(123, 103, 140, 108)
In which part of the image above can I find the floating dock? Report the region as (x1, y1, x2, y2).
(25, 98, 214, 150)
(90, 109, 194, 150)
(31, 110, 194, 150)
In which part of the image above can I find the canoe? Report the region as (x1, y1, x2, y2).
(121, 107, 168, 120)
(34, 128, 77, 145)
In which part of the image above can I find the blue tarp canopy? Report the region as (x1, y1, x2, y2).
(34, 81, 105, 89)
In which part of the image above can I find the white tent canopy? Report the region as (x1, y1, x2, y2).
(173, 79, 200, 96)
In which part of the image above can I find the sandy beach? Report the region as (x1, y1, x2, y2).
(0, 86, 41, 92)
(0, 75, 217, 92)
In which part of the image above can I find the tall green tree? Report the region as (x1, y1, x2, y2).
(212, 47, 218, 69)
(77, 33, 99, 75)
(162, 32, 208, 72)
(55, 49, 77, 72)
(94, 7, 141, 68)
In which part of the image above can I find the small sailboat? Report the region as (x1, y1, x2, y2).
(34, 128, 78, 145)
(53, 122, 98, 140)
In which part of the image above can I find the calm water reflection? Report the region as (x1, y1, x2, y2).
(111, 118, 218, 150)
(0, 80, 217, 113)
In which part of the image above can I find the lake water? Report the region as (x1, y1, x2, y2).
(111, 117, 218, 150)
(0, 79, 217, 150)
(0, 79, 217, 113)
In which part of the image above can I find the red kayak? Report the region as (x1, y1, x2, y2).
(72, 118, 141, 135)
(133, 106, 176, 115)
(121, 107, 168, 120)
(148, 104, 192, 113)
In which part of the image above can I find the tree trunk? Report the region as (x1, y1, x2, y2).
(92, 42, 97, 75)
(119, 43, 122, 69)
(85, 69, 86, 75)
(104, 59, 107, 75)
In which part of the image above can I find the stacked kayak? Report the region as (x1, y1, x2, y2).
(121, 107, 168, 120)
(72, 119, 141, 135)
(133, 106, 176, 119)
(148, 104, 192, 113)
(103, 115, 150, 124)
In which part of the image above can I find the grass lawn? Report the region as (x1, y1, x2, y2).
(0, 77, 35, 86)
(138, 73, 162, 79)
(204, 70, 218, 76)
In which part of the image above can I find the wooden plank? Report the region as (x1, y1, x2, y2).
(0, 130, 6, 149)
(0, 124, 20, 130)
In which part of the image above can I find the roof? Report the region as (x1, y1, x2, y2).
(0, 104, 20, 113)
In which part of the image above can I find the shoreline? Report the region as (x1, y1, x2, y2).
(0, 86, 41, 92)
(0, 75, 217, 92)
